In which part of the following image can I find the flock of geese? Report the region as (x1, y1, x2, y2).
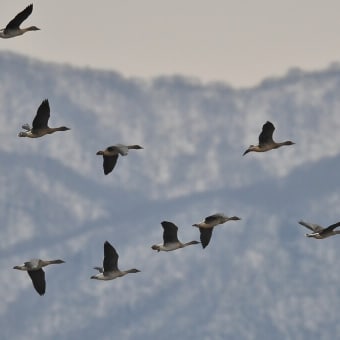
(3, 4, 340, 296)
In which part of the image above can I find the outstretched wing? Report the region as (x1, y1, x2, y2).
(259, 121, 275, 146)
(27, 268, 46, 295)
(204, 214, 223, 224)
(103, 241, 119, 272)
(161, 221, 179, 244)
(321, 222, 340, 233)
(298, 221, 324, 232)
(32, 99, 50, 129)
(200, 228, 213, 249)
(103, 155, 119, 175)
(5, 4, 33, 30)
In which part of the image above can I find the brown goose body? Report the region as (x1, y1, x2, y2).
(13, 258, 65, 295)
(298, 220, 340, 239)
(0, 4, 40, 39)
(243, 121, 294, 155)
(96, 144, 143, 175)
(193, 213, 241, 249)
(91, 241, 140, 280)
(18, 99, 70, 138)
(151, 221, 199, 252)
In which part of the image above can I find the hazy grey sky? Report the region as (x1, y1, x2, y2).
(1, 0, 340, 87)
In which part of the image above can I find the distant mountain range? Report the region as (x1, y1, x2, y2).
(0, 51, 340, 340)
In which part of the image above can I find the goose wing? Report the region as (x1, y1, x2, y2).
(103, 241, 119, 272)
(106, 145, 120, 153)
(259, 121, 275, 146)
(27, 268, 46, 295)
(298, 220, 324, 232)
(204, 214, 223, 224)
(161, 221, 179, 244)
(321, 222, 340, 234)
(5, 4, 33, 30)
(199, 228, 213, 249)
(103, 155, 119, 175)
(32, 99, 50, 129)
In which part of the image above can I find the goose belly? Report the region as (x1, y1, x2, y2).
(163, 242, 181, 251)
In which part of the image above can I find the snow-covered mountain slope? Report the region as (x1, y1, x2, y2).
(0, 51, 340, 339)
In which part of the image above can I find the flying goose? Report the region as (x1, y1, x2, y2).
(192, 213, 241, 249)
(13, 258, 65, 295)
(151, 221, 200, 252)
(298, 220, 340, 239)
(18, 99, 70, 138)
(0, 4, 40, 39)
(91, 241, 140, 280)
(243, 121, 294, 155)
(96, 144, 143, 175)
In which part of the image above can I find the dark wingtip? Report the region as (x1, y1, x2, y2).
(161, 221, 172, 226)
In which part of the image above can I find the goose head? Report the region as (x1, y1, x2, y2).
(57, 126, 70, 131)
(126, 269, 141, 273)
(26, 26, 40, 31)
(229, 216, 241, 221)
(283, 141, 295, 146)
(243, 145, 256, 156)
(128, 145, 143, 150)
(13, 265, 23, 270)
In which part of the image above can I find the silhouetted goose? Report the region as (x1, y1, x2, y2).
(96, 144, 143, 175)
(91, 241, 140, 280)
(243, 121, 294, 155)
(13, 258, 65, 295)
(192, 213, 241, 248)
(298, 220, 340, 239)
(151, 221, 200, 252)
(0, 4, 40, 39)
(18, 99, 70, 138)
